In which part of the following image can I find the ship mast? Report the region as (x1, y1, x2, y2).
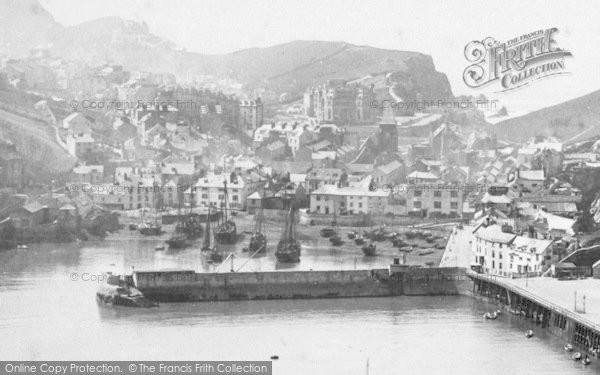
(203, 206, 212, 250)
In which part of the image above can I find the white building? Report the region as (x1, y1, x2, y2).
(310, 177, 388, 215)
(187, 173, 246, 210)
(471, 223, 553, 277)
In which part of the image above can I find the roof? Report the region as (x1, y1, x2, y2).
(161, 163, 195, 175)
(535, 211, 575, 236)
(194, 173, 244, 189)
(308, 168, 343, 180)
(63, 112, 85, 125)
(555, 262, 577, 269)
(511, 236, 553, 255)
(247, 191, 262, 200)
(473, 224, 516, 244)
(376, 160, 403, 175)
(516, 194, 581, 203)
(312, 184, 388, 197)
(481, 193, 512, 204)
(266, 140, 285, 151)
(519, 170, 545, 181)
(23, 201, 46, 213)
(407, 171, 438, 180)
(73, 165, 104, 174)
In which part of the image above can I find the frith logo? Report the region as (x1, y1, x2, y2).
(463, 28, 572, 92)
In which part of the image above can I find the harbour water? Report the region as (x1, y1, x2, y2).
(0, 238, 598, 374)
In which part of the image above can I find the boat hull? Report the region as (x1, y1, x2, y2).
(362, 245, 376, 256)
(139, 226, 162, 236)
(249, 233, 267, 254)
(275, 240, 301, 263)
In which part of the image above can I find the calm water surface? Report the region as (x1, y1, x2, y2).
(0, 237, 598, 375)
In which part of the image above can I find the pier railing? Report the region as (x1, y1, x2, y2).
(466, 270, 600, 333)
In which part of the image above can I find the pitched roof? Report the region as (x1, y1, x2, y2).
(473, 224, 516, 244)
(23, 201, 46, 213)
(519, 170, 545, 181)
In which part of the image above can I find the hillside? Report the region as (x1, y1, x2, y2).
(0, 0, 453, 103)
(489, 89, 600, 144)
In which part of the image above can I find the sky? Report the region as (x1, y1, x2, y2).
(41, 0, 600, 113)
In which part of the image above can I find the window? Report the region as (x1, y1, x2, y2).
(316, 195, 321, 201)
(414, 201, 422, 209)
(232, 195, 239, 202)
(499, 263, 503, 269)
(316, 205, 320, 212)
(202, 194, 208, 199)
(218, 194, 224, 200)
(450, 202, 458, 209)
(434, 191, 441, 197)
(414, 190, 422, 197)
(359, 203, 363, 208)
(350, 202, 353, 207)
(434, 201, 441, 209)
(451, 191, 458, 198)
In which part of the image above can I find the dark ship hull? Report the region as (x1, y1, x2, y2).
(362, 244, 376, 256)
(249, 233, 267, 254)
(275, 240, 301, 263)
(165, 234, 189, 249)
(139, 225, 162, 236)
(215, 221, 237, 244)
(178, 214, 204, 239)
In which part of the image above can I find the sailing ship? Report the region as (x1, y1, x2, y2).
(138, 206, 162, 236)
(248, 203, 267, 254)
(165, 193, 203, 249)
(215, 180, 237, 244)
(201, 206, 223, 263)
(275, 204, 301, 263)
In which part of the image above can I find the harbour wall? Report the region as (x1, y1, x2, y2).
(469, 271, 600, 360)
(132, 267, 471, 302)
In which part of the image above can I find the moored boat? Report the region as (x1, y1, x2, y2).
(201, 207, 224, 263)
(275, 205, 301, 263)
(215, 180, 237, 244)
(329, 234, 343, 246)
(96, 274, 157, 308)
(572, 352, 582, 361)
(582, 356, 591, 365)
(165, 231, 189, 249)
(138, 222, 162, 236)
(564, 343, 573, 352)
(525, 330, 534, 338)
(354, 235, 365, 245)
(362, 243, 376, 256)
(248, 205, 267, 254)
(320, 227, 335, 238)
